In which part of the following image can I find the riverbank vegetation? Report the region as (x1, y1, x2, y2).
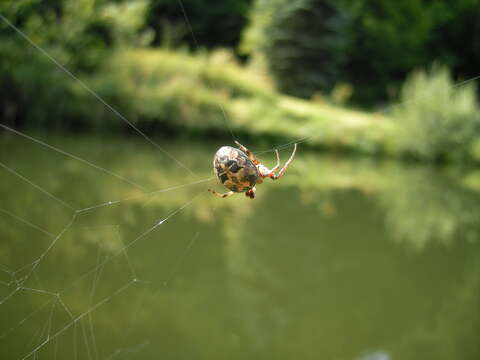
(1, 0, 479, 162)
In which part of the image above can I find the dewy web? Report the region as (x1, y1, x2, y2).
(1, 2, 480, 360)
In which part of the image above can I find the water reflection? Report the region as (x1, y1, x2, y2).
(0, 135, 479, 359)
(378, 164, 480, 250)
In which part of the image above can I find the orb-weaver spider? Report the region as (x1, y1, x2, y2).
(208, 141, 297, 199)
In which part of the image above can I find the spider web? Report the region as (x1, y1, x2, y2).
(0, 124, 212, 359)
(0, 5, 220, 359)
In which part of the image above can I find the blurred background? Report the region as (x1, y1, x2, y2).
(1, 1, 480, 359)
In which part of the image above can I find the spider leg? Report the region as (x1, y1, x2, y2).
(245, 186, 256, 199)
(235, 140, 259, 165)
(208, 189, 235, 198)
(271, 149, 280, 173)
(270, 143, 297, 180)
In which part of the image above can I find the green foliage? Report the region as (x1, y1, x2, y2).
(0, 0, 150, 127)
(3, 0, 480, 163)
(88, 48, 391, 152)
(345, 0, 480, 105)
(12, 44, 385, 153)
(392, 66, 480, 161)
(0, 0, 149, 69)
(0, 0, 393, 154)
(243, 0, 480, 106)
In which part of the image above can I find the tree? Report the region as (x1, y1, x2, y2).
(259, 0, 351, 98)
(242, 0, 480, 106)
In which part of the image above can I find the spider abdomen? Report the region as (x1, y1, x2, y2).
(213, 146, 258, 192)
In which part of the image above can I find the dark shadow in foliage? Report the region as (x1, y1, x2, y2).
(146, 0, 253, 51)
(344, 0, 480, 106)
(262, 0, 351, 99)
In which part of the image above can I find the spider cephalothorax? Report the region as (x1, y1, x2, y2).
(208, 141, 297, 199)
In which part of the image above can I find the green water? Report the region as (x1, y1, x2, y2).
(0, 135, 479, 360)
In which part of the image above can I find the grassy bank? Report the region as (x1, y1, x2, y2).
(4, 47, 479, 161)
(90, 49, 480, 162)
(74, 48, 395, 155)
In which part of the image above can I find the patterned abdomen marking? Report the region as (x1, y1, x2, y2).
(213, 146, 258, 193)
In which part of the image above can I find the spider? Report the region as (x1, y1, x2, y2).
(208, 141, 297, 199)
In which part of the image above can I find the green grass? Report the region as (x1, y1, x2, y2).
(88, 48, 395, 155)
(9, 46, 478, 162)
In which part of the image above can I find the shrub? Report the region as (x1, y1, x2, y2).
(393, 65, 480, 161)
(0, 0, 150, 128)
(344, 0, 480, 106)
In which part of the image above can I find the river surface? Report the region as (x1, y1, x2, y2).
(0, 134, 479, 360)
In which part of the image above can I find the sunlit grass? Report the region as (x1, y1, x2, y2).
(90, 48, 394, 155)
